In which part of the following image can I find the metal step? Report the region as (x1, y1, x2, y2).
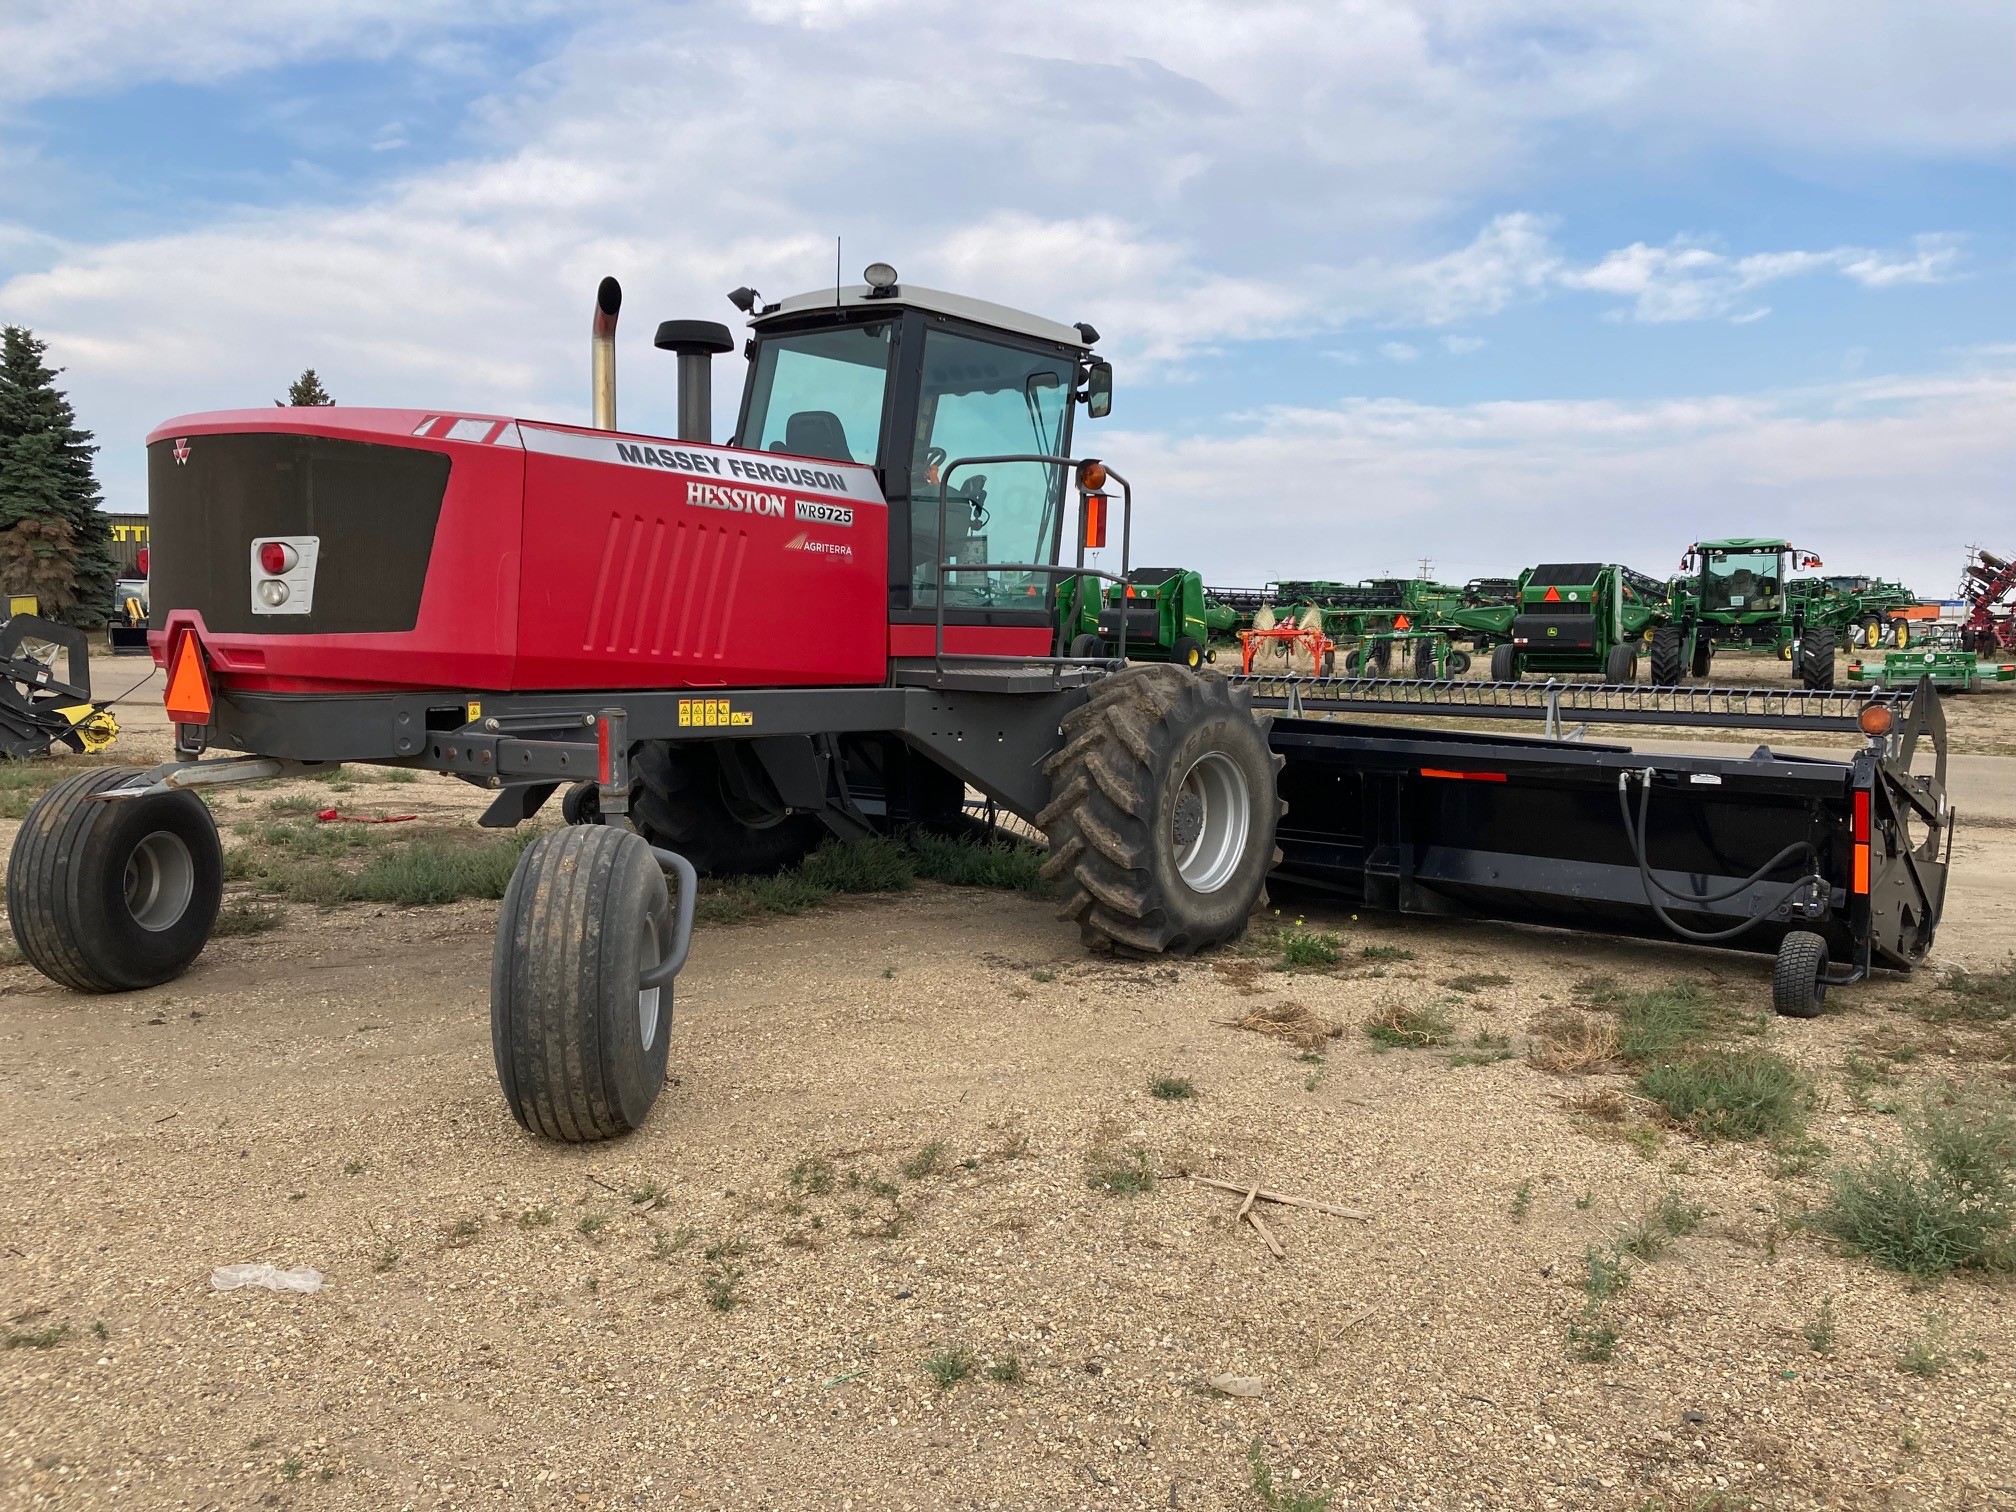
(1229, 674, 1912, 734)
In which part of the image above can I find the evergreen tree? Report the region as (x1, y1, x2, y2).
(0, 327, 115, 626)
(282, 369, 334, 406)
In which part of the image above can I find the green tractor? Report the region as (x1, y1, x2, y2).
(1435, 563, 1664, 682)
(1813, 575, 1924, 648)
(1057, 566, 1238, 669)
(1657, 538, 1836, 690)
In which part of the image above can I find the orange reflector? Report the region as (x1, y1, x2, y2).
(1543, 585, 1561, 602)
(1852, 788, 1871, 895)
(163, 630, 213, 725)
(1420, 767, 1507, 782)
(1858, 703, 1892, 737)
(1082, 492, 1108, 550)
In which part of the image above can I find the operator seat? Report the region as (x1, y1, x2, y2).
(777, 410, 853, 463)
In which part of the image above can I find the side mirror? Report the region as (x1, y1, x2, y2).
(1084, 360, 1113, 419)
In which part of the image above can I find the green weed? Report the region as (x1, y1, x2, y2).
(1817, 1086, 2014, 1279)
(1246, 1439, 1332, 1512)
(789, 1158, 835, 1196)
(1362, 1001, 1454, 1049)
(1805, 1297, 1838, 1355)
(517, 1206, 555, 1229)
(1444, 973, 1511, 993)
(1086, 1144, 1156, 1197)
(1922, 959, 2016, 1025)
(799, 837, 916, 893)
(1360, 944, 1414, 961)
(213, 899, 286, 936)
(1510, 1180, 1533, 1221)
(1, 1321, 68, 1350)
(1896, 1313, 1951, 1377)
(1149, 1076, 1197, 1101)
(923, 1345, 976, 1391)
(909, 832, 1049, 893)
(1637, 1049, 1812, 1142)
(702, 1265, 743, 1312)
(900, 1142, 950, 1180)
(1275, 925, 1342, 970)
(1616, 981, 1717, 1064)
(985, 1354, 1027, 1385)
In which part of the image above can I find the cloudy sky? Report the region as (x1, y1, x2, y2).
(2, 0, 2010, 595)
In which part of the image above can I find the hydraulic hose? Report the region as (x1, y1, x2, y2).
(1616, 768, 1822, 943)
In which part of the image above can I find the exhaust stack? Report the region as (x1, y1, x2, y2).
(591, 277, 621, 431)
(654, 321, 736, 443)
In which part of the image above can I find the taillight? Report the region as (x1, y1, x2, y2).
(259, 540, 297, 575)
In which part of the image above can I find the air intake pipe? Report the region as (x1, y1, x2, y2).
(591, 277, 621, 431)
(654, 320, 735, 443)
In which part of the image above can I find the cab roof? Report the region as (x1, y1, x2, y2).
(1695, 537, 1792, 552)
(751, 283, 1091, 351)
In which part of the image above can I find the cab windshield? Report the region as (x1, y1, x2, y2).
(909, 330, 1073, 609)
(1703, 549, 1784, 612)
(739, 323, 892, 465)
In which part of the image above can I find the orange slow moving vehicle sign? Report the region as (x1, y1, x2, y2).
(163, 629, 214, 726)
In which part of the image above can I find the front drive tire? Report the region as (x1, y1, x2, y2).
(7, 767, 223, 993)
(1649, 627, 1684, 687)
(492, 825, 672, 1142)
(1798, 627, 1837, 691)
(630, 740, 820, 876)
(1039, 666, 1281, 957)
(1771, 929, 1829, 1019)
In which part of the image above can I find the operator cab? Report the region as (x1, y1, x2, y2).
(729, 268, 1111, 641)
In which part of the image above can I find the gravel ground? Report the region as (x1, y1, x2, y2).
(1, 660, 2012, 1511)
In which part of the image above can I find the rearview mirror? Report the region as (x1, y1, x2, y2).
(1084, 360, 1112, 419)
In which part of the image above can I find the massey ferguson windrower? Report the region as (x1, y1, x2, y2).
(7, 267, 1953, 1144)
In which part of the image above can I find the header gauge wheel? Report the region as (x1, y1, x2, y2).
(1039, 665, 1281, 957)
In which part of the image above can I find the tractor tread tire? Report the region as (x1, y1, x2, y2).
(1798, 628, 1837, 691)
(630, 741, 821, 876)
(1412, 639, 1437, 680)
(7, 766, 223, 993)
(1039, 665, 1280, 958)
(491, 824, 671, 1142)
(1771, 929, 1830, 1019)
(1650, 627, 1684, 688)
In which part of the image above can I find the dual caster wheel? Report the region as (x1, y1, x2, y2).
(7, 768, 223, 991)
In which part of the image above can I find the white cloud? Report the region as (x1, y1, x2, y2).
(1107, 363, 2016, 594)
(1442, 335, 1485, 354)
(1559, 232, 1962, 323)
(0, 1, 565, 107)
(1379, 342, 1420, 363)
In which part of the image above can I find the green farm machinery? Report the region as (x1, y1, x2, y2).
(1657, 538, 1837, 690)
(1058, 566, 1238, 668)
(1435, 562, 1665, 683)
(1847, 647, 2016, 694)
(1816, 576, 1924, 649)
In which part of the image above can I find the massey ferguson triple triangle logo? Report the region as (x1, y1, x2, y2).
(172, 438, 190, 465)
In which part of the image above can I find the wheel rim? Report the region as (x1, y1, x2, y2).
(123, 831, 194, 932)
(1171, 751, 1251, 893)
(637, 913, 662, 1052)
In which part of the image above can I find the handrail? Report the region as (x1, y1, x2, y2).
(933, 454, 1133, 675)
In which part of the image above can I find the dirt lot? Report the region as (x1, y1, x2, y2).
(2, 659, 2014, 1511)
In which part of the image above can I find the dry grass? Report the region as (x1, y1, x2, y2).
(1562, 1087, 1629, 1122)
(1526, 1007, 1620, 1074)
(1227, 1000, 1342, 1051)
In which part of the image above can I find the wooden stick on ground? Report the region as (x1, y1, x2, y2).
(1237, 1185, 1260, 1223)
(1190, 1175, 1370, 1221)
(1245, 1207, 1287, 1260)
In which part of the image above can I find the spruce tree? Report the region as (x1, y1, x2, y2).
(0, 327, 115, 626)
(282, 369, 334, 406)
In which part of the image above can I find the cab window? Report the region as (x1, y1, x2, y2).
(741, 323, 892, 464)
(908, 331, 1072, 609)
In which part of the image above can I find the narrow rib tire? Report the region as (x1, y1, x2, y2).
(1604, 642, 1637, 685)
(491, 825, 672, 1141)
(7, 767, 223, 993)
(1173, 636, 1204, 670)
(1649, 627, 1684, 687)
(1489, 643, 1519, 682)
(1771, 930, 1829, 1019)
(1038, 666, 1280, 957)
